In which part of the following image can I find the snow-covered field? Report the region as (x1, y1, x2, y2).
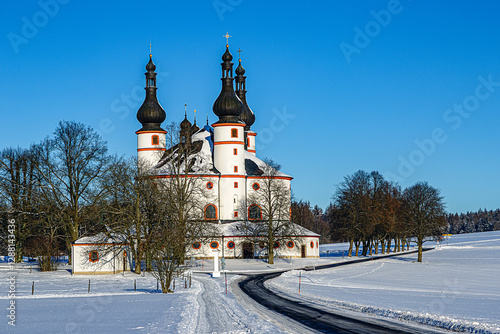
(2, 231, 499, 333)
(267, 231, 500, 333)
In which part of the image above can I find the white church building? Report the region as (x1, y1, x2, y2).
(72, 41, 319, 274)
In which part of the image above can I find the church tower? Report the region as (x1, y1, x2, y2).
(136, 53, 167, 166)
(212, 37, 246, 221)
(235, 52, 256, 155)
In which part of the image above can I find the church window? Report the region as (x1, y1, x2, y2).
(206, 181, 213, 190)
(234, 166, 238, 173)
(248, 204, 262, 220)
(151, 135, 159, 145)
(192, 242, 201, 249)
(252, 183, 260, 191)
(259, 241, 265, 249)
(89, 251, 99, 263)
(310, 241, 314, 249)
(316, 241, 319, 248)
(273, 242, 280, 249)
(234, 211, 238, 217)
(287, 241, 295, 249)
(234, 182, 238, 188)
(204, 204, 217, 220)
(231, 128, 238, 138)
(227, 241, 235, 249)
(210, 241, 219, 249)
(233, 148, 237, 155)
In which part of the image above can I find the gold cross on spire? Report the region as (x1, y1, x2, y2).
(223, 31, 231, 45)
(237, 48, 242, 60)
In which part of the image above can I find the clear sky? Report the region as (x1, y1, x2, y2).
(1, 1, 499, 213)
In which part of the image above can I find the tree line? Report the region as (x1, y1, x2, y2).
(447, 209, 500, 234)
(293, 170, 447, 262)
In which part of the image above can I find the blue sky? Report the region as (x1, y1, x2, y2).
(1, 0, 499, 213)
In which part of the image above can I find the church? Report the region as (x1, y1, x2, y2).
(72, 39, 319, 274)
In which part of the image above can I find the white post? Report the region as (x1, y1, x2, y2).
(212, 250, 220, 278)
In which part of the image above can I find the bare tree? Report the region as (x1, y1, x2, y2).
(33, 121, 111, 263)
(0, 147, 38, 262)
(401, 181, 447, 262)
(239, 158, 296, 264)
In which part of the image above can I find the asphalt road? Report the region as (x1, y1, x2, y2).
(239, 249, 447, 334)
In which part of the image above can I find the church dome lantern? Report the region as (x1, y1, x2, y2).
(212, 34, 243, 124)
(137, 54, 166, 132)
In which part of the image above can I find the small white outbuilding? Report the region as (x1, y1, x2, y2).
(71, 233, 132, 275)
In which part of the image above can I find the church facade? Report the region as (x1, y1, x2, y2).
(72, 41, 319, 274)
(135, 42, 320, 260)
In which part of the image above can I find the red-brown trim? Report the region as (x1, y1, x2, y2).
(214, 141, 245, 145)
(89, 251, 99, 263)
(135, 130, 167, 134)
(137, 148, 166, 152)
(220, 175, 246, 178)
(247, 133, 257, 136)
(155, 174, 218, 179)
(212, 123, 245, 128)
(248, 149, 256, 153)
(247, 176, 293, 180)
(73, 243, 130, 246)
(204, 204, 218, 220)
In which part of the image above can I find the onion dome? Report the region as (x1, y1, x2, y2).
(137, 55, 166, 132)
(212, 45, 243, 123)
(235, 58, 255, 130)
(191, 110, 200, 133)
(180, 115, 191, 129)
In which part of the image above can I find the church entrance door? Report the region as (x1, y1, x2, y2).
(242, 242, 254, 259)
(301, 245, 306, 258)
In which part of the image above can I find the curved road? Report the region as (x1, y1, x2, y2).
(239, 249, 446, 334)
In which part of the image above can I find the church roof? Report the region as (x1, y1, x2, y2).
(219, 221, 320, 237)
(152, 125, 292, 179)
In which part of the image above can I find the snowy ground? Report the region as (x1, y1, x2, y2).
(2, 232, 498, 333)
(267, 231, 500, 334)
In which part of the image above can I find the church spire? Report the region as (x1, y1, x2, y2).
(212, 34, 243, 124)
(137, 53, 166, 131)
(235, 51, 255, 131)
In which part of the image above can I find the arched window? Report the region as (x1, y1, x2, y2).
(310, 241, 314, 249)
(248, 204, 262, 220)
(89, 251, 99, 263)
(231, 128, 238, 138)
(204, 204, 217, 220)
(151, 135, 159, 145)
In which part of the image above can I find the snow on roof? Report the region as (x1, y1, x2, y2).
(152, 125, 292, 179)
(73, 232, 127, 244)
(219, 221, 319, 237)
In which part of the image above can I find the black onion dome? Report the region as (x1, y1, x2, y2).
(191, 122, 200, 133)
(222, 46, 233, 62)
(240, 102, 255, 129)
(235, 60, 245, 76)
(235, 59, 255, 129)
(137, 55, 166, 132)
(146, 55, 156, 72)
(180, 115, 191, 129)
(213, 46, 243, 123)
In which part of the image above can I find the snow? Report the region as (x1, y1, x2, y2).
(266, 231, 500, 333)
